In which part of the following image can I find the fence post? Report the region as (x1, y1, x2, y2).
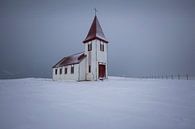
(171, 75, 173, 79)
(178, 74, 180, 80)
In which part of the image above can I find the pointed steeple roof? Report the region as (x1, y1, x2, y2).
(83, 16, 108, 43)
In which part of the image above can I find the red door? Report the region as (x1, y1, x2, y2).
(99, 64, 106, 79)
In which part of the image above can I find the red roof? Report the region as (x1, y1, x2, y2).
(52, 52, 86, 68)
(83, 16, 108, 43)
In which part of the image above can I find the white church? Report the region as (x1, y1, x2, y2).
(52, 15, 109, 81)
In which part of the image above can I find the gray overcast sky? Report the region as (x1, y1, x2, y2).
(0, 0, 195, 78)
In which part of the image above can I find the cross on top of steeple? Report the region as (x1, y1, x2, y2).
(94, 8, 98, 16)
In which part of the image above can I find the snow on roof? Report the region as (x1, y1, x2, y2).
(52, 52, 86, 68)
(83, 16, 108, 43)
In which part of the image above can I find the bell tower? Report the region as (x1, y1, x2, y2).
(83, 15, 109, 80)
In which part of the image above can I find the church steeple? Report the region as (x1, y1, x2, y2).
(83, 16, 108, 43)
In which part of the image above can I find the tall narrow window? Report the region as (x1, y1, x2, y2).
(71, 65, 74, 74)
(89, 65, 91, 73)
(60, 68, 62, 74)
(64, 67, 67, 74)
(55, 69, 58, 75)
(100, 43, 104, 51)
(88, 43, 92, 51)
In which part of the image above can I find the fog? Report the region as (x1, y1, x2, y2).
(0, 0, 194, 78)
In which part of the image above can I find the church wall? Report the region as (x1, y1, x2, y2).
(96, 40, 107, 63)
(92, 40, 98, 80)
(96, 40, 108, 78)
(52, 64, 79, 81)
(78, 58, 86, 81)
(52, 68, 57, 80)
(84, 39, 108, 80)
(84, 40, 98, 80)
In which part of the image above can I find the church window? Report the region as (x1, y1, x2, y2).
(89, 65, 91, 73)
(60, 68, 62, 74)
(71, 65, 74, 74)
(64, 67, 67, 74)
(100, 43, 104, 51)
(55, 69, 58, 75)
(88, 43, 92, 51)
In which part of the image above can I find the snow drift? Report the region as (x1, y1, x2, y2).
(0, 77, 195, 129)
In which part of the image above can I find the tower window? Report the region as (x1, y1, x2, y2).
(55, 69, 58, 75)
(71, 65, 74, 74)
(89, 65, 91, 73)
(64, 67, 67, 74)
(88, 43, 92, 51)
(100, 43, 104, 51)
(60, 68, 62, 74)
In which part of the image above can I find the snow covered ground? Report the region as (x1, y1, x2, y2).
(0, 77, 195, 129)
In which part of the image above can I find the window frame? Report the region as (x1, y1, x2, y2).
(88, 43, 92, 51)
(59, 68, 62, 74)
(89, 65, 91, 73)
(64, 67, 67, 74)
(71, 65, 74, 74)
(100, 43, 104, 51)
(55, 69, 58, 75)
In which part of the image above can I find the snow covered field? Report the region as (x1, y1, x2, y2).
(0, 77, 195, 129)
